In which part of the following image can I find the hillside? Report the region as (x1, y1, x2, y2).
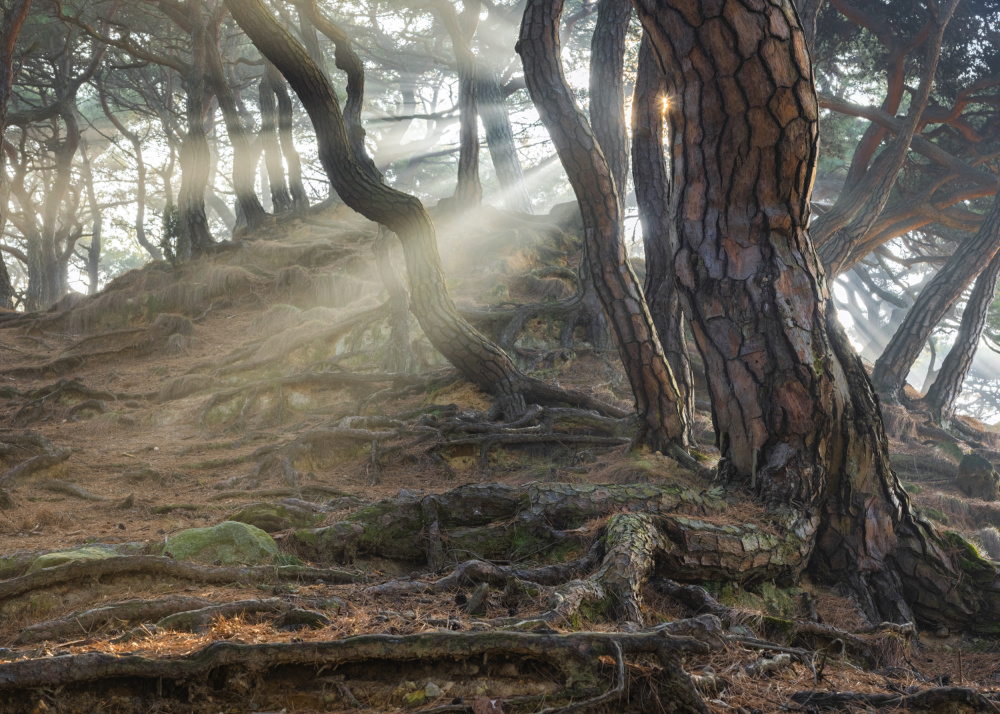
(0, 203, 998, 713)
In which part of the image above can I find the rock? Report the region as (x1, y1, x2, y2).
(957, 453, 1000, 501)
(165, 521, 279, 565)
(404, 690, 427, 707)
(272, 608, 331, 630)
(116, 493, 135, 510)
(27, 545, 120, 573)
(0, 488, 14, 509)
(465, 583, 490, 616)
(424, 682, 442, 699)
(227, 501, 325, 533)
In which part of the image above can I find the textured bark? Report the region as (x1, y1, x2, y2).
(33, 112, 78, 307)
(177, 4, 215, 260)
(259, 60, 293, 213)
(517, 0, 689, 452)
(629, 0, 914, 624)
(923, 249, 1000, 424)
(268, 63, 309, 211)
(432, 0, 483, 209)
(872, 192, 1000, 402)
(478, 69, 532, 213)
(793, 0, 824, 50)
(813, 4, 959, 277)
(632, 33, 695, 428)
(225, 0, 531, 414)
(589, 0, 630, 205)
(205, 20, 267, 233)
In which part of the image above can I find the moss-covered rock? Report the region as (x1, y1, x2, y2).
(228, 501, 325, 533)
(957, 453, 1000, 501)
(27, 545, 120, 573)
(165, 521, 278, 565)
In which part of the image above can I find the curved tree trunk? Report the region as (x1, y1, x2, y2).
(629, 0, 920, 624)
(259, 59, 293, 214)
(923, 249, 1000, 424)
(205, 20, 267, 234)
(478, 70, 532, 214)
(871, 192, 1000, 402)
(225, 0, 532, 415)
(517, 0, 690, 452)
(631, 33, 694, 429)
(267, 62, 309, 212)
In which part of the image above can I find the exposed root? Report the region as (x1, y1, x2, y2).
(36, 479, 108, 501)
(790, 687, 1000, 711)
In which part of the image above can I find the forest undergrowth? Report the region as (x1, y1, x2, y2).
(0, 202, 998, 713)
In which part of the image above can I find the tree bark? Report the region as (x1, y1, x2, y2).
(259, 59, 293, 214)
(923, 250, 1000, 424)
(517, 0, 690, 452)
(872, 192, 1000, 402)
(589, 0, 630, 205)
(267, 62, 309, 211)
(632, 33, 694, 429)
(628, 0, 918, 624)
(225, 0, 533, 414)
(78, 131, 102, 294)
(36, 111, 78, 307)
(205, 18, 267, 234)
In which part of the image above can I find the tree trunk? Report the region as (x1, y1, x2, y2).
(259, 59, 293, 214)
(871, 192, 1000, 402)
(0, 0, 31, 309)
(629, 0, 918, 624)
(589, 0, 630, 205)
(517, 0, 690, 452)
(478, 69, 532, 214)
(923, 250, 1000, 424)
(631, 33, 694, 429)
(225, 0, 533, 414)
(205, 19, 267, 234)
(433, 0, 483, 210)
(79, 133, 102, 295)
(266, 62, 309, 211)
(37, 112, 78, 307)
(178, 5, 215, 260)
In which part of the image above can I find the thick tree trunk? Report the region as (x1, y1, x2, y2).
(923, 249, 1000, 424)
(178, 7, 215, 260)
(629, 0, 917, 624)
(478, 70, 532, 214)
(37, 112, 78, 307)
(205, 21, 267, 234)
(872, 192, 1000, 402)
(259, 60, 293, 214)
(225, 0, 533, 414)
(267, 62, 309, 211)
(518, 0, 690, 451)
(632, 34, 694, 429)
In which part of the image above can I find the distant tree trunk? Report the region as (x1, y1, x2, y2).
(478, 70, 532, 214)
(872, 192, 1000, 402)
(296, 6, 330, 79)
(266, 62, 309, 211)
(433, 0, 483, 210)
(178, 5, 215, 260)
(0, 0, 32, 309)
(79, 133, 102, 294)
(518, 0, 690, 451)
(37, 112, 78, 306)
(205, 20, 267, 234)
(924, 251, 1000, 424)
(631, 33, 694, 428)
(794, 0, 824, 51)
(226, 0, 533, 415)
(259, 59, 293, 213)
(589, 0, 630, 204)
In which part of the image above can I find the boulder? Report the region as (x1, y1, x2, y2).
(165, 521, 278, 565)
(228, 500, 325, 533)
(957, 453, 1000, 501)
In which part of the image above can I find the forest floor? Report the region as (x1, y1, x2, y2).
(0, 202, 998, 713)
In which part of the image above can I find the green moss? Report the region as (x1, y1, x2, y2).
(902, 482, 922, 495)
(924, 508, 950, 525)
(936, 442, 964, 463)
(946, 531, 997, 583)
(27, 545, 121, 573)
(165, 521, 279, 565)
